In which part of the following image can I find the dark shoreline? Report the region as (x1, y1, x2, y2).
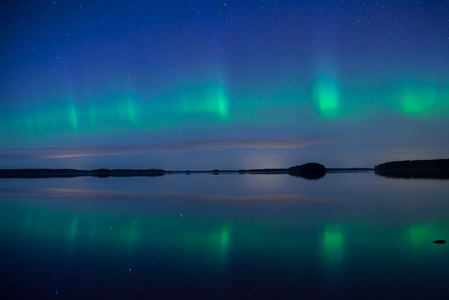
(2, 158, 449, 179)
(0, 166, 365, 178)
(0, 168, 295, 178)
(0, 168, 166, 178)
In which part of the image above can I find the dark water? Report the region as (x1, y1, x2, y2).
(1, 172, 448, 299)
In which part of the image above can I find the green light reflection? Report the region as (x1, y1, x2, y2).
(322, 226, 343, 264)
(407, 223, 447, 248)
(0, 200, 235, 268)
(68, 217, 78, 245)
(182, 223, 232, 265)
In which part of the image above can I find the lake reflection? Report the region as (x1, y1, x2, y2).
(1, 173, 449, 299)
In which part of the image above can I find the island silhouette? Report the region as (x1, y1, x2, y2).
(375, 159, 449, 179)
(287, 162, 326, 179)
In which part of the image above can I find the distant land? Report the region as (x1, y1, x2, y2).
(1, 159, 448, 179)
(375, 159, 449, 179)
(0, 168, 166, 178)
(0, 163, 328, 179)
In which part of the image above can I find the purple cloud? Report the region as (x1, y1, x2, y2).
(0, 137, 334, 159)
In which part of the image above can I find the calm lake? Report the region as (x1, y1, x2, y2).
(1, 172, 448, 299)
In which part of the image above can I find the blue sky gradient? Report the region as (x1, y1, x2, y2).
(1, 0, 448, 169)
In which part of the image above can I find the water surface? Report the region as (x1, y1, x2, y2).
(1, 172, 448, 299)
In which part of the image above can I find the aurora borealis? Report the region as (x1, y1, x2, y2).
(1, 0, 449, 169)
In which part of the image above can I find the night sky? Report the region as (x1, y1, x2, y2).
(1, 0, 448, 170)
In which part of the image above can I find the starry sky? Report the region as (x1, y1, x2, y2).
(1, 0, 448, 170)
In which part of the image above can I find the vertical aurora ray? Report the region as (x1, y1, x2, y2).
(179, 81, 230, 121)
(388, 82, 449, 117)
(88, 100, 98, 130)
(116, 96, 139, 127)
(67, 99, 79, 131)
(24, 117, 35, 136)
(215, 86, 229, 121)
(312, 74, 340, 118)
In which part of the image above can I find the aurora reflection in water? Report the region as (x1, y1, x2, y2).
(1, 172, 449, 299)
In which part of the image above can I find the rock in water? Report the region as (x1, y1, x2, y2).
(433, 240, 446, 244)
